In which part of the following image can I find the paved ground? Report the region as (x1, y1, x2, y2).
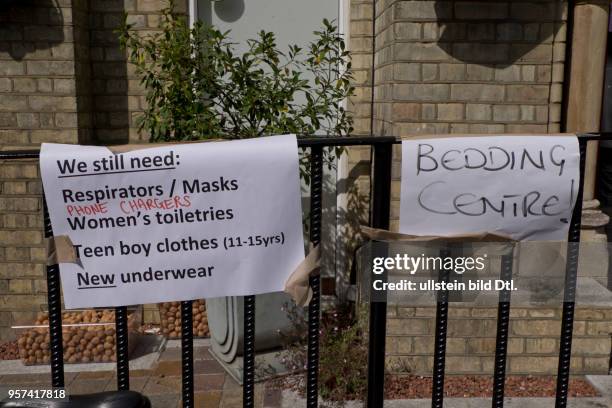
(279, 375, 612, 407)
(281, 392, 612, 407)
(0, 343, 281, 407)
(2, 344, 612, 407)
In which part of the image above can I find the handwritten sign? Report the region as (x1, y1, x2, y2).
(400, 135, 580, 241)
(40, 135, 305, 309)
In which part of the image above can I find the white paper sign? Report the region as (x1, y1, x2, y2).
(40, 134, 305, 309)
(400, 135, 580, 241)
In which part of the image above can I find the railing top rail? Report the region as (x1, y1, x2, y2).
(0, 132, 608, 160)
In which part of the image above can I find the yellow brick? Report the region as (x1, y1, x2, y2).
(508, 338, 524, 354)
(29, 247, 47, 262)
(525, 338, 558, 354)
(466, 338, 496, 354)
(575, 309, 605, 320)
(471, 308, 497, 318)
(481, 356, 495, 373)
(0, 231, 42, 245)
(387, 318, 432, 335)
(0, 295, 47, 311)
(583, 357, 609, 373)
(0, 164, 38, 178)
(510, 356, 557, 374)
(448, 319, 496, 337)
(2, 181, 27, 194)
(586, 321, 612, 335)
(511, 319, 561, 336)
(386, 356, 431, 374)
(446, 356, 482, 373)
(447, 338, 466, 354)
(572, 338, 610, 356)
(0, 263, 44, 279)
(397, 307, 415, 317)
(0, 197, 39, 211)
(573, 320, 586, 335)
(528, 308, 558, 318)
(571, 357, 583, 372)
(5, 247, 30, 261)
(412, 336, 434, 354)
(386, 336, 411, 354)
(33, 279, 47, 294)
(9, 279, 32, 294)
(414, 307, 436, 317)
(448, 308, 471, 317)
(510, 308, 528, 318)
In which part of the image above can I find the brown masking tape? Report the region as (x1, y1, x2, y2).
(360, 226, 513, 243)
(284, 245, 320, 307)
(45, 235, 79, 265)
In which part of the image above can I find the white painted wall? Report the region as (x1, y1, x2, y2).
(197, 0, 339, 53)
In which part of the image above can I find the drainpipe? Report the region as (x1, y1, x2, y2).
(564, 0, 610, 200)
(188, 0, 198, 28)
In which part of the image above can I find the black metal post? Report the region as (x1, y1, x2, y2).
(492, 254, 514, 408)
(115, 306, 129, 390)
(181, 300, 194, 408)
(43, 196, 65, 388)
(431, 248, 451, 408)
(243, 295, 256, 408)
(555, 138, 587, 407)
(367, 143, 393, 408)
(306, 146, 323, 407)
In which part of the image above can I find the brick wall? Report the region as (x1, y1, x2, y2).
(368, 0, 569, 230)
(90, 0, 188, 144)
(347, 0, 375, 185)
(386, 306, 611, 375)
(333, 0, 376, 300)
(0, 0, 80, 340)
(0, 0, 184, 339)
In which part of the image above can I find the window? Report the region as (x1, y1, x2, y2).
(193, 0, 341, 53)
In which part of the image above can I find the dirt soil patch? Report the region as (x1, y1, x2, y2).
(385, 375, 599, 398)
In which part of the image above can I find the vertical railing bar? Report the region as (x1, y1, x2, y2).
(115, 306, 129, 390)
(306, 146, 323, 407)
(43, 195, 65, 388)
(431, 247, 451, 408)
(243, 295, 256, 408)
(181, 300, 194, 408)
(555, 138, 587, 407)
(492, 253, 514, 408)
(367, 143, 393, 408)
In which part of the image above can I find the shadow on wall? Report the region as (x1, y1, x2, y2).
(200, 0, 246, 24)
(89, 7, 130, 145)
(0, 0, 65, 60)
(434, 1, 563, 68)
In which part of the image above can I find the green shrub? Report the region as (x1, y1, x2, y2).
(280, 303, 369, 405)
(118, 1, 354, 144)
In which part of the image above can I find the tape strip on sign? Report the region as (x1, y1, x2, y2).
(360, 226, 513, 243)
(39, 134, 306, 309)
(284, 244, 321, 307)
(399, 134, 580, 241)
(45, 235, 79, 265)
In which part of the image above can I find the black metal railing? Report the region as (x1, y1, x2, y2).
(0, 133, 604, 408)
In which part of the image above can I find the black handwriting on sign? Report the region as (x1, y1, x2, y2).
(417, 180, 574, 218)
(416, 143, 567, 176)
